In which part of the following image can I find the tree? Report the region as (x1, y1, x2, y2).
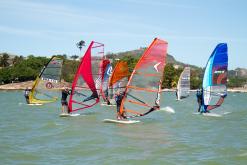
(162, 63, 177, 88)
(0, 53, 10, 67)
(13, 56, 23, 65)
(76, 40, 85, 51)
(70, 55, 79, 61)
(121, 55, 138, 72)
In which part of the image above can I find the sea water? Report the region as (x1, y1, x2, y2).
(0, 91, 246, 165)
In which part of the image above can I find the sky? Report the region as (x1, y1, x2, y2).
(0, 0, 246, 69)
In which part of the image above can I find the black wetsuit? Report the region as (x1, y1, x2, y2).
(24, 89, 31, 104)
(196, 90, 203, 112)
(115, 94, 124, 113)
(61, 90, 70, 106)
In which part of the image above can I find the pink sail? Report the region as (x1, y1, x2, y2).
(68, 41, 105, 112)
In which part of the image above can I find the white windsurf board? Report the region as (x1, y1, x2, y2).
(103, 119, 140, 124)
(59, 113, 80, 117)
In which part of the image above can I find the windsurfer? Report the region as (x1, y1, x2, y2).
(196, 89, 210, 113)
(24, 87, 31, 104)
(115, 91, 126, 120)
(61, 87, 71, 114)
(196, 89, 203, 112)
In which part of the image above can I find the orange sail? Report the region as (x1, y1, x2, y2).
(108, 61, 130, 100)
(120, 38, 168, 118)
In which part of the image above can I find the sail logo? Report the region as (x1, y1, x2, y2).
(214, 70, 225, 74)
(182, 77, 190, 80)
(42, 77, 58, 83)
(45, 82, 54, 89)
(154, 62, 161, 72)
(107, 66, 112, 75)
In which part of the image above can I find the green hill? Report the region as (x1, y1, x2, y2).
(0, 49, 246, 89)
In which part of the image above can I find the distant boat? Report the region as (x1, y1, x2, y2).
(28, 56, 63, 104)
(176, 67, 190, 100)
(68, 41, 108, 112)
(201, 43, 228, 112)
(119, 38, 168, 118)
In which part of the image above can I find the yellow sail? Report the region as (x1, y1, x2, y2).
(28, 56, 63, 104)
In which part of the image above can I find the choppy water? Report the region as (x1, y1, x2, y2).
(0, 91, 246, 165)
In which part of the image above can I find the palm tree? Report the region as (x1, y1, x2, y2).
(0, 53, 10, 67)
(76, 40, 85, 51)
(13, 56, 24, 65)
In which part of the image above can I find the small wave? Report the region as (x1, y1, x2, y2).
(202, 113, 222, 117)
(160, 106, 175, 114)
(55, 123, 64, 126)
(223, 112, 232, 115)
(239, 152, 247, 157)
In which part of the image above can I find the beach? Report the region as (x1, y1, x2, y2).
(0, 81, 71, 90)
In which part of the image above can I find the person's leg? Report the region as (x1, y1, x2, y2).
(197, 106, 200, 112)
(65, 102, 69, 113)
(61, 101, 65, 113)
(116, 105, 121, 119)
(25, 96, 29, 104)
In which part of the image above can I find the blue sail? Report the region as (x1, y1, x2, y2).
(202, 43, 228, 111)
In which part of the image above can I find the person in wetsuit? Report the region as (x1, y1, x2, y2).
(115, 91, 125, 120)
(196, 89, 203, 112)
(24, 87, 31, 104)
(61, 87, 71, 114)
(196, 88, 209, 113)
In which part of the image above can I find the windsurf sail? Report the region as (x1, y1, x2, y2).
(120, 38, 168, 118)
(108, 61, 130, 100)
(101, 60, 112, 102)
(28, 56, 63, 104)
(202, 43, 228, 111)
(68, 41, 105, 112)
(177, 67, 190, 100)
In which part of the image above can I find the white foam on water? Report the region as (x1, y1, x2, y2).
(239, 152, 247, 157)
(160, 106, 175, 114)
(202, 113, 222, 117)
(223, 112, 232, 115)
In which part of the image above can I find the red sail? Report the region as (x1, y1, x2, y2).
(68, 41, 105, 112)
(120, 38, 168, 118)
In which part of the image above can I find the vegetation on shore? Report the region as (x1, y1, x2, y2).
(1, 50, 246, 89)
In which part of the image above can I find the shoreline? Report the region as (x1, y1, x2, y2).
(0, 81, 71, 90)
(161, 88, 247, 93)
(1, 81, 247, 93)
